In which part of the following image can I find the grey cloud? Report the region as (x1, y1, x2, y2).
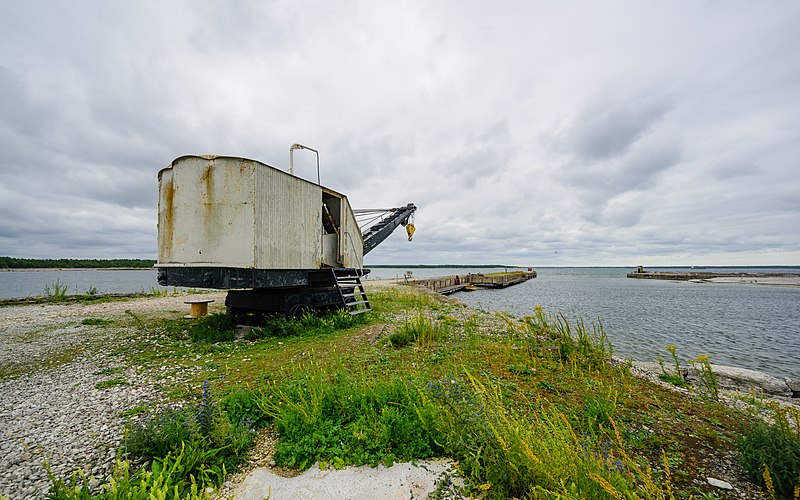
(559, 97, 671, 162)
(707, 160, 760, 181)
(437, 121, 516, 189)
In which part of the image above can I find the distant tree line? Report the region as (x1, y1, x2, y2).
(0, 257, 156, 269)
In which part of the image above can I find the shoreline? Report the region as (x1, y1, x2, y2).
(0, 284, 794, 498)
(0, 268, 155, 272)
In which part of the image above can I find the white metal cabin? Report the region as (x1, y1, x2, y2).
(157, 155, 362, 272)
(155, 154, 416, 315)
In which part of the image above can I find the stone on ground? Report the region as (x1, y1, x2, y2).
(233, 460, 456, 500)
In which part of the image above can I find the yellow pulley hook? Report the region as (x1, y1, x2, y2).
(406, 223, 416, 241)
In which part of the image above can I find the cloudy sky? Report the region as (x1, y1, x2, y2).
(1, 1, 798, 266)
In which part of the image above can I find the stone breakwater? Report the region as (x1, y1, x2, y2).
(0, 292, 224, 499)
(627, 269, 800, 286)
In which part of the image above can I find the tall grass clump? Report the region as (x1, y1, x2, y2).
(43, 279, 70, 301)
(737, 402, 800, 498)
(189, 313, 238, 342)
(388, 312, 448, 348)
(522, 308, 612, 367)
(416, 371, 669, 499)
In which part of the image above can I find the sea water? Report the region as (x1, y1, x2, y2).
(0, 269, 166, 299)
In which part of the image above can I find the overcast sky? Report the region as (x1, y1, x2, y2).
(1, 1, 798, 266)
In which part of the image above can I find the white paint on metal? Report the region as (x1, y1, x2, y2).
(156, 155, 364, 270)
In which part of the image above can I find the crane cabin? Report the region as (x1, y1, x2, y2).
(156, 155, 416, 317)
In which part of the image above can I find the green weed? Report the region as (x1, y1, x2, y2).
(163, 313, 237, 342)
(688, 355, 719, 400)
(124, 310, 146, 329)
(244, 309, 366, 340)
(737, 402, 800, 497)
(259, 366, 440, 470)
(145, 286, 169, 297)
(123, 381, 254, 484)
(218, 386, 270, 429)
(43, 279, 70, 301)
(47, 446, 214, 499)
(120, 405, 147, 418)
(388, 313, 448, 348)
(95, 378, 128, 389)
(657, 344, 689, 388)
(522, 308, 612, 367)
(581, 390, 618, 434)
(81, 317, 113, 326)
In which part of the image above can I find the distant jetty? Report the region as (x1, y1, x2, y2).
(409, 270, 536, 295)
(627, 266, 800, 286)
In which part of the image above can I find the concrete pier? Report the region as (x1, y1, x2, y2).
(410, 270, 536, 295)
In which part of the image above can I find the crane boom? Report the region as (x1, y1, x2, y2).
(360, 203, 417, 255)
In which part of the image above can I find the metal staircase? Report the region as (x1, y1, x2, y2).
(333, 269, 371, 315)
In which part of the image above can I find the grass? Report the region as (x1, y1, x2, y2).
(259, 366, 439, 469)
(43, 279, 70, 301)
(38, 285, 776, 498)
(0, 345, 84, 381)
(388, 312, 449, 347)
(95, 377, 128, 389)
(81, 317, 113, 326)
(737, 401, 800, 497)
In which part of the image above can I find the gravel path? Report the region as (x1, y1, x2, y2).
(0, 292, 225, 499)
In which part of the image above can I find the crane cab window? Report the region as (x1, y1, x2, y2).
(322, 193, 341, 234)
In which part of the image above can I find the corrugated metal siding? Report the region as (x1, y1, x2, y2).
(255, 162, 322, 269)
(339, 196, 364, 268)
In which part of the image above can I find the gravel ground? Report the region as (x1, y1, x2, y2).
(0, 292, 225, 499)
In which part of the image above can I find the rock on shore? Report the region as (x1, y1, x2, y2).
(631, 360, 794, 397)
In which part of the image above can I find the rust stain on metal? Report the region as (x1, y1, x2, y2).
(201, 165, 214, 201)
(161, 178, 175, 261)
(200, 165, 215, 255)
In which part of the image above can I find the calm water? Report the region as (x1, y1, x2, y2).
(2, 266, 799, 380)
(0, 269, 166, 298)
